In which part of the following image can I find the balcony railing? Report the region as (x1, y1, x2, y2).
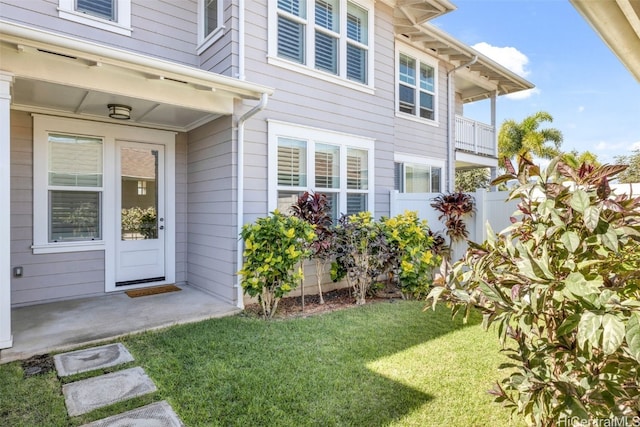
(455, 115, 496, 157)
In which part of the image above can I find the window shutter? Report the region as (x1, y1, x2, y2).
(394, 162, 403, 192)
(278, 138, 307, 187)
(315, 0, 337, 31)
(49, 190, 101, 242)
(346, 194, 366, 215)
(315, 144, 340, 188)
(315, 32, 338, 73)
(49, 134, 103, 187)
(346, 149, 367, 190)
(278, 16, 305, 63)
(346, 45, 366, 83)
(76, 0, 115, 20)
(278, 0, 305, 16)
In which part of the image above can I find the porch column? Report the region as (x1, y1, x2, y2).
(490, 90, 498, 192)
(0, 71, 14, 349)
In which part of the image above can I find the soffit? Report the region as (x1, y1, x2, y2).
(0, 20, 273, 131)
(570, 0, 640, 83)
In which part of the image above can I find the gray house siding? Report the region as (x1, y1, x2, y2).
(198, 1, 237, 77)
(175, 132, 189, 285)
(239, 1, 454, 221)
(393, 60, 450, 161)
(186, 116, 238, 304)
(0, 0, 199, 67)
(241, 1, 400, 220)
(10, 111, 105, 306)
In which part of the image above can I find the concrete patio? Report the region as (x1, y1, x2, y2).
(0, 285, 240, 363)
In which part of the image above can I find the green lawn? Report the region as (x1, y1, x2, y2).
(0, 301, 524, 426)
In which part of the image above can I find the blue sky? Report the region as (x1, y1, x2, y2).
(432, 0, 640, 164)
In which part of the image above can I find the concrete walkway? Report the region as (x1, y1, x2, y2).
(1, 285, 240, 363)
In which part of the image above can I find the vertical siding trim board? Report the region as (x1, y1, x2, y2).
(0, 72, 14, 349)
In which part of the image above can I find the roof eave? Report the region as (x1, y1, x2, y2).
(570, 0, 640, 83)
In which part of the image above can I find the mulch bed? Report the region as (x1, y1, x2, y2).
(243, 286, 404, 319)
(21, 353, 55, 378)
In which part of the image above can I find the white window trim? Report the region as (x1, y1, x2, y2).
(267, 0, 375, 93)
(395, 43, 439, 125)
(196, 0, 225, 55)
(394, 153, 444, 193)
(268, 120, 375, 217)
(58, 0, 132, 36)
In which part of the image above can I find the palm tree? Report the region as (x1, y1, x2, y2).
(498, 111, 563, 167)
(561, 150, 600, 169)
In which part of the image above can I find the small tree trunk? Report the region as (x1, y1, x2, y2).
(315, 258, 325, 304)
(299, 261, 305, 312)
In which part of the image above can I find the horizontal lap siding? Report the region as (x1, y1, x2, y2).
(243, 1, 397, 220)
(186, 116, 237, 304)
(175, 132, 188, 285)
(10, 111, 105, 306)
(0, 0, 199, 66)
(198, 1, 236, 77)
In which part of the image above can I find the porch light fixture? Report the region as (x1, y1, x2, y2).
(108, 104, 131, 120)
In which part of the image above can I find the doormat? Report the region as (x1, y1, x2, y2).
(125, 285, 181, 298)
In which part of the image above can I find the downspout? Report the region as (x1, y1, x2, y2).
(236, 93, 269, 309)
(446, 55, 477, 192)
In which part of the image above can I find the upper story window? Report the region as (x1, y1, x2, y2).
(58, 0, 132, 36)
(397, 46, 438, 123)
(394, 154, 443, 193)
(270, 0, 374, 91)
(269, 121, 375, 221)
(197, 0, 224, 55)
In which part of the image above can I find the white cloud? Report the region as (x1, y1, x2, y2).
(472, 42, 531, 77)
(472, 42, 537, 100)
(505, 87, 540, 100)
(578, 106, 585, 113)
(631, 141, 640, 150)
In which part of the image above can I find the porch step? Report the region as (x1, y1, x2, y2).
(54, 343, 134, 376)
(80, 401, 184, 427)
(62, 366, 157, 416)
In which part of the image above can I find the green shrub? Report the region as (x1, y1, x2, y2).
(238, 211, 315, 318)
(381, 211, 440, 299)
(332, 211, 390, 305)
(428, 157, 640, 423)
(290, 191, 333, 304)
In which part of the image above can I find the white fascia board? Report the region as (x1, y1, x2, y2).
(0, 20, 274, 99)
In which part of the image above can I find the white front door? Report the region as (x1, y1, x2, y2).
(115, 141, 166, 286)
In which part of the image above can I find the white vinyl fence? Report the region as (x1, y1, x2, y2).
(390, 183, 640, 261)
(390, 189, 518, 260)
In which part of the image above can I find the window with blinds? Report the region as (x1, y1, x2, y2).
(394, 161, 442, 193)
(277, 138, 307, 187)
(398, 51, 437, 120)
(276, 0, 369, 84)
(47, 134, 103, 242)
(276, 133, 370, 219)
(76, 0, 115, 21)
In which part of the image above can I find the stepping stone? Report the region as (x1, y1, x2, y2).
(54, 343, 134, 376)
(80, 401, 184, 426)
(63, 367, 157, 416)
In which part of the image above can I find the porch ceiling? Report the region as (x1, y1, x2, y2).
(0, 20, 274, 132)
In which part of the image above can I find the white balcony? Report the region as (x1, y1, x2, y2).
(455, 115, 496, 157)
